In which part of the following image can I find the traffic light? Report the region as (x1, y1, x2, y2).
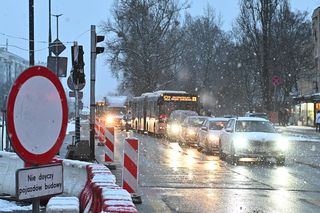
(71, 45, 85, 87)
(96, 35, 105, 54)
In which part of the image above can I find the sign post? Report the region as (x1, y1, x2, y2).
(6, 66, 68, 212)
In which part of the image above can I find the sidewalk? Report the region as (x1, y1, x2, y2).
(276, 125, 320, 142)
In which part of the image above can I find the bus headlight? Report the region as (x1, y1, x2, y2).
(276, 137, 289, 151)
(234, 137, 248, 149)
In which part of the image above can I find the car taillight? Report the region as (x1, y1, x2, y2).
(160, 114, 167, 122)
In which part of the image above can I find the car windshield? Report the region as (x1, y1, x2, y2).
(187, 117, 207, 127)
(235, 120, 276, 133)
(209, 121, 227, 130)
(249, 113, 268, 119)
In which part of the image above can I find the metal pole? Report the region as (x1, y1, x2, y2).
(32, 199, 40, 213)
(90, 25, 96, 161)
(48, 0, 52, 56)
(1, 109, 4, 151)
(52, 14, 62, 40)
(56, 15, 59, 39)
(29, 0, 34, 66)
(75, 89, 80, 144)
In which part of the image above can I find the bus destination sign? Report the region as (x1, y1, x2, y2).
(163, 95, 197, 102)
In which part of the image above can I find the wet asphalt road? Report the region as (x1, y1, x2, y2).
(110, 130, 320, 213)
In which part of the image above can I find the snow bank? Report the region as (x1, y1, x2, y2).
(0, 199, 32, 212)
(0, 151, 24, 195)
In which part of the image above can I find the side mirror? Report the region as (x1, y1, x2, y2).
(201, 126, 208, 131)
(225, 128, 232, 132)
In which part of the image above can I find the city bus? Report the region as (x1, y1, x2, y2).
(129, 90, 200, 135)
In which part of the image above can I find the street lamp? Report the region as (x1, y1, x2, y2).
(52, 14, 63, 39)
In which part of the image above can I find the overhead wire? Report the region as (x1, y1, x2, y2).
(0, 29, 91, 52)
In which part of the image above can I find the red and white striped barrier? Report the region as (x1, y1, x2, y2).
(104, 127, 115, 163)
(95, 118, 105, 142)
(122, 138, 141, 203)
(80, 164, 138, 213)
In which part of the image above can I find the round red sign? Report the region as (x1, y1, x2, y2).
(6, 66, 68, 165)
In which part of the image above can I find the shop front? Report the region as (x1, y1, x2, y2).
(292, 94, 320, 126)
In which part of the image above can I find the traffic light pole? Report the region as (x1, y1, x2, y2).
(72, 42, 81, 144)
(89, 25, 96, 162)
(75, 90, 80, 144)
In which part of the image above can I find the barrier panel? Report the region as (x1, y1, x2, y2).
(104, 127, 115, 163)
(95, 118, 105, 142)
(80, 164, 138, 213)
(122, 138, 142, 204)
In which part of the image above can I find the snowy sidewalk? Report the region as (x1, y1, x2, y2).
(276, 125, 320, 143)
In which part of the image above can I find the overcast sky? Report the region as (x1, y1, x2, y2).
(0, 0, 319, 106)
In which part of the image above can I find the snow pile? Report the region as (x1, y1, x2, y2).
(0, 199, 32, 212)
(46, 196, 79, 213)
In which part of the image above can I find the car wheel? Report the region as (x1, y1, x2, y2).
(205, 139, 213, 155)
(276, 157, 285, 166)
(230, 143, 238, 165)
(218, 141, 226, 160)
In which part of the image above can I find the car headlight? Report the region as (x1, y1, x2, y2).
(234, 137, 248, 149)
(208, 134, 218, 142)
(187, 129, 196, 136)
(106, 116, 113, 124)
(171, 124, 181, 134)
(276, 137, 289, 151)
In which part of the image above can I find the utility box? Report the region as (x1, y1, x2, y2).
(65, 140, 90, 161)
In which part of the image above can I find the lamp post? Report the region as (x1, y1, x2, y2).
(52, 14, 63, 39)
(48, 0, 52, 56)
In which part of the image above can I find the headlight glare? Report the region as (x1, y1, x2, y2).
(171, 124, 181, 134)
(276, 137, 289, 151)
(208, 134, 218, 142)
(106, 116, 113, 124)
(187, 129, 196, 135)
(234, 137, 248, 149)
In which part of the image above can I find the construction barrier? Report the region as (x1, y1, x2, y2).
(0, 151, 89, 198)
(104, 127, 115, 163)
(80, 164, 138, 213)
(46, 196, 79, 213)
(95, 117, 105, 142)
(122, 138, 141, 203)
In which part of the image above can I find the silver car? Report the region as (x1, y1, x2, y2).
(198, 117, 230, 154)
(180, 116, 209, 145)
(219, 117, 288, 165)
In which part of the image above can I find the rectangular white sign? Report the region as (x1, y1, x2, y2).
(16, 164, 63, 200)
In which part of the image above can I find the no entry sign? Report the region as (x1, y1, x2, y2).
(6, 66, 68, 165)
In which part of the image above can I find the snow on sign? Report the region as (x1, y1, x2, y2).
(6, 66, 68, 165)
(16, 164, 63, 200)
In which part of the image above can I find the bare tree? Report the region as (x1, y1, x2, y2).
(237, 0, 280, 111)
(102, 0, 188, 95)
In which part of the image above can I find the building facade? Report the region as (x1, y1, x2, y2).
(291, 7, 320, 126)
(0, 48, 29, 108)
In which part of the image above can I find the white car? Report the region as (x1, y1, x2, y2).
(219, 117, 288, 165)
(198, 117, 230, 154)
